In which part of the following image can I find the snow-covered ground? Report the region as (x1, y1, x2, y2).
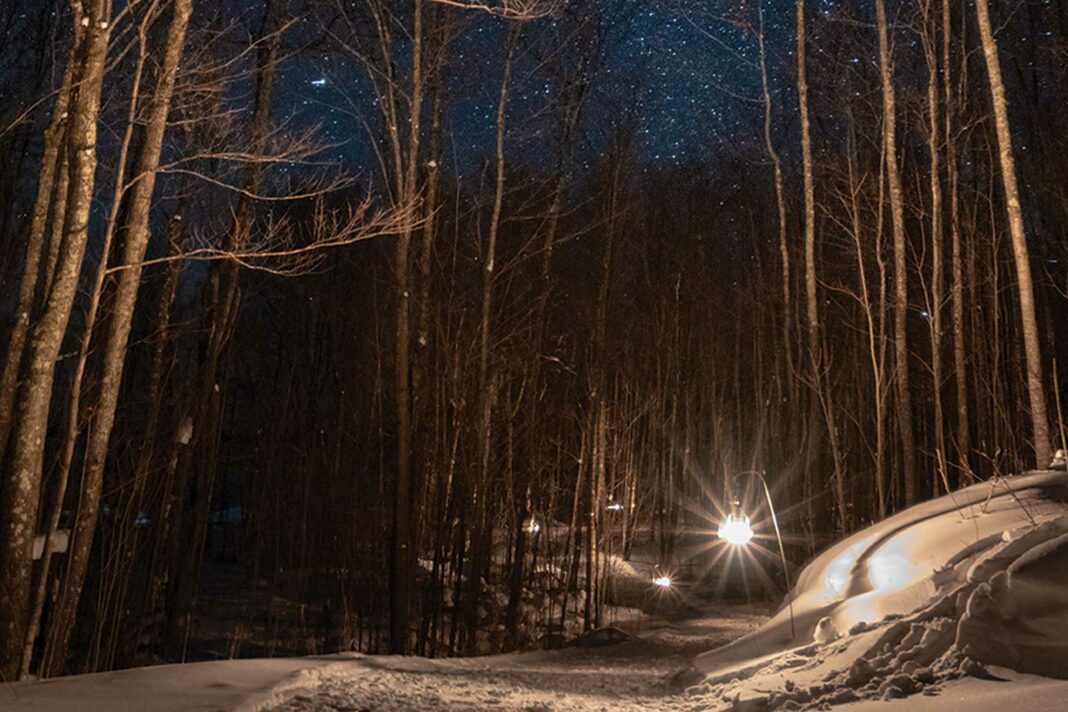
(4, 470, 1068, 711)
(690, 469, 1068, 709)
(0, 609, 766, 711)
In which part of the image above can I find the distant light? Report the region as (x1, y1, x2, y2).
(653, 575, 672, 588)
(920, 310, 930, 319)
(310, 77, 327, 87)
(606, 502, 623, 512)
(718, 513, 754, 546)
(527, 520, 540, 534)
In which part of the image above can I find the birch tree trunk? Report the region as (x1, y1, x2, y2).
(974, 0, 1052, 468)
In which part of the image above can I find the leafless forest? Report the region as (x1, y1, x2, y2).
(0, 0, 1066, 682)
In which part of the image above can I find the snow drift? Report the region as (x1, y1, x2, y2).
(689, 470, 1068, 708)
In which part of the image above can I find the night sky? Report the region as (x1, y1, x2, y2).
(269, 0, 800, 181)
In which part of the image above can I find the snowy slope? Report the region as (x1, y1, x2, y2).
(0, 657, 343, 712)
(689, 469, 1068, 708)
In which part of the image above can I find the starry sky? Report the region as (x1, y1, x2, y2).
(269, 0, 800, 181)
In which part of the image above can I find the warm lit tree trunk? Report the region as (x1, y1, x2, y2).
(759, 0, 792, 392)
(390, 0, 425, 655)
(845, 117, 889, 519)
(796, 0, 845, 532)
(974, 0, 1052, 468)
(45, 0, 192, 675)
(797, 0, 816, 385)
(464, 26, 516, 654)
(876, 0, 917, 505)
(923, 0, 947, 494)
(0, 44, 77, 467)
(795, 0, 817, 537)
(0, 0, 112, 680)
(944, 0, 970, 481)
(28, 3, 160, 675)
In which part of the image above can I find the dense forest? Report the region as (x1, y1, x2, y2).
(0, 0, 1066, 681)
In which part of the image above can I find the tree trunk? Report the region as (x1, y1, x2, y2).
(759, 1, 793, 397)
(464, 25, 516, 655)
(943, 0, 970, 483)
(0, 0, 112, 680)
(45, 0, 192, 675)
(390, 0, 425, 656)
(923, 0, 947, 494)
(165, 0, 283, 656)
(876, 0, 917, 505)
(974, 0, 1052, 468)
(796, 0, 844, 530)
(29, 18, 153, 669)
(0, 44, 77, 467)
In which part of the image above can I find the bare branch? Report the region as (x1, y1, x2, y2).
(104, 198, 423, 277)
(430, 0, 560, 20)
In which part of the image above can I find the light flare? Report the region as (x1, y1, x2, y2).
(718, 513, 754, 545)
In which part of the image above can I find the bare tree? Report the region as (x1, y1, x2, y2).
(974, 0, 1052, 468)
(876, 0, 917, 505)
(43, 0, 193, 675)
(921, 0, 947, 493)
(0, 33, 78, 468)
(0, 0, 113, 680)
(944, 0, 970, 480)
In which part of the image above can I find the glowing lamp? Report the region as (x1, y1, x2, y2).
(718, 513, 754, 546)
(653, 575, 672, 588)
(527, 520, 541, 534)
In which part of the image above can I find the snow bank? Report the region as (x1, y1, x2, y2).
(0, 657, 345, 712)
(688, 470, 1068, 708)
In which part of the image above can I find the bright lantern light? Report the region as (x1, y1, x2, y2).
(527, 520, 540, 534)
(718, 513, 754, 546)
(653, 575, 672, 588)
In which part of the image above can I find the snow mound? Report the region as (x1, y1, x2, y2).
(690, 470, 1068, 708)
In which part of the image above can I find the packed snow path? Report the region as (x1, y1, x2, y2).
(258, 611, 766, 711)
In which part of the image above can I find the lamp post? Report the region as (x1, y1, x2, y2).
(717, 470, 795, 640)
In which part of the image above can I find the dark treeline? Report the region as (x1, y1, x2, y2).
(1, 0, 1066, 680)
